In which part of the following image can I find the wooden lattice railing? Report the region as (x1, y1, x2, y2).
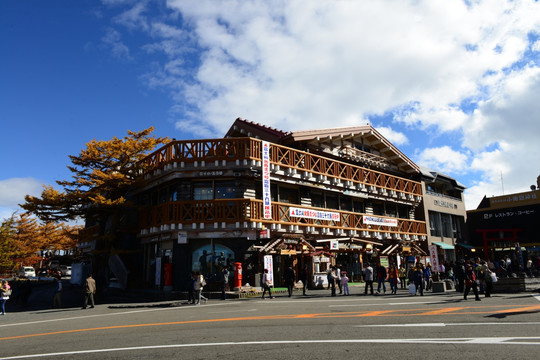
(141, 138, 422, 196)
(140, 199, 427, 236)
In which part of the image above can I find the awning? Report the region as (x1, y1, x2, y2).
(432, 241, 455, 250)
(455, 243, 475, 250)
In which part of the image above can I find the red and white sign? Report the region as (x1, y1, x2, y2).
(289, 207, 340, 221)
(428, 244, 440, 272)
(362, 215, 398, 227)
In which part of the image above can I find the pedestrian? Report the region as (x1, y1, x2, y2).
(364, 264, 374, 295)
(340, 271, 350, 296)
(484, 268, 495, 297)
(335, 264, 343, 294)
(328, 266, 337, 296)
(464, 264, 481, 301)
(376, 263, 387, 294)
(424, 264, 432, 291)
(219, 267, 229, 300)
(388, 264, 398, 294)
(299, 264, 309, 296)
(398, 264, 407, 289)
(284, 266, 296, 297)
(194, 271, 208, 305)
(261, 269, 274, 299)
(1, 280, 11, 315)
(82, 274, 96, 309)
(53, 276, 63, 308)
(187, 272, 196, 304)
(414, 263, 424, 296)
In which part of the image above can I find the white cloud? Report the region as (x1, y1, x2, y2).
(376, 126, 408, 146)
(108, 0, 540, 209)
(102, 28, 132, 60)
(416, 146, 469, 175)
(0, 178, 44, 220)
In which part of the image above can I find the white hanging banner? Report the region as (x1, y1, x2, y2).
(263, 255, 274, 286)
(362, 215, 398, 227)
(429, 244, 440, 272)
(262, 141, 272, 220)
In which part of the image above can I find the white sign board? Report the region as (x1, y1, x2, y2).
(362, 215, 398, 227)
(263, 255, 274, 286)
(428, 244, 440, 272)
(262, 141, 272, 219)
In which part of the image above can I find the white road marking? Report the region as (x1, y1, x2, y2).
(355, 321, 540, 327)
(2, 337, 540, 359)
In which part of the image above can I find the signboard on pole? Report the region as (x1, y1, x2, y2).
(330, 240, 339, 250)
(428, 244, 440, 272)
(263, 255, 274, 286)
(262, 141, 272, 220)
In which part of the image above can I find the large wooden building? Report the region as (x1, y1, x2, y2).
(133, 119, 428, 290)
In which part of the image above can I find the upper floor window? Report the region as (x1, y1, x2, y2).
(193, 182, 213, 200)
(215, 181, 237, 199)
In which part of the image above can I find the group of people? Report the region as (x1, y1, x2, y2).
(326, 264, 350, 296)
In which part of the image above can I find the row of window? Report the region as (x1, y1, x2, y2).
(143, 180, 413, 219)
(428, 211, 464, 239)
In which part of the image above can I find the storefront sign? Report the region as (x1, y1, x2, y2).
(330, 240, 339, 250)
(280, 249, 297, 255)
(362, 215, 398, 227)
(289, 207, 340, 221)
(380, 256, 389, 267)
(263, 255, 274, 286)
(259, 229, 270, 239)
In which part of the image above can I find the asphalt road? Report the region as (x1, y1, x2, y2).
(1, 289, 540, 359)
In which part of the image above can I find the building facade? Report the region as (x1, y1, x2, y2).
(131, 119, 429, 290)
(418, 167, 467, 264)
(466, 178, 540, 270)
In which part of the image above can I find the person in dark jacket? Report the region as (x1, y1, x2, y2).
(464, 264, 481, 301)
(284, 266, 296, 297)
(376, 263, 387, 294)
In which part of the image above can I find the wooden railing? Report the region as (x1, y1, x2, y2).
(140, 199, 427, 236)
(141, 138, 423, 197)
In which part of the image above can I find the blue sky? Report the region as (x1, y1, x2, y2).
(1, 0, 540, 221)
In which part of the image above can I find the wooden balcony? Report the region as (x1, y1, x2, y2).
(141, 137, 422, 197)
(140, 199, 427, 237)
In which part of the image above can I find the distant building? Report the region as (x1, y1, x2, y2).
(418, 167, 468, 264)
(466, 176, 540, 270)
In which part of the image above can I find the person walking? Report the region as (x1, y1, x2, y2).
(376, 263, 387, 294)
(82, 274, 96, 309)
(261, 269, 274, 299)
(284, 266, 296, 297)
(53, 276, 63, 308)
(388, 264, 398, 294)
(335, 264, 343, 294)
(398, 264, 407, 289)
(413, 263, 424, 296)
(194, 271, 208, 305)
(1, 280, 11, 315)
(299, 264, 309, 296)
(187, 272, 196, 304)
(219, 267, 229, 300)
(340, 271, 350, 296)
(464, 264, 481, 301)
(364, 264, 374, 295)
(328, 266, 337, 296)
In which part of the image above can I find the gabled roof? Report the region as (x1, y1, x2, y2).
(282, 125, 421, 175)
(224, 118, 288, 143)
(224, 119, 420, 175)
(419, 166, 466, 189)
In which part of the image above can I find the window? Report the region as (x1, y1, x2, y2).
(372, 201, 384, 216)
(279, 186, 299, 204)
(171, 183, 191, 201)
(398, 205, 409, 219)
(429, 211, 441, 236)
(353, 200, 364, 213)
(441, 213, 452, 237)
(215, 181, 237, 199)
(340, 196, 352, 211)
(311, 191, 324, 208)
(193, 182, 213, 200)
(326, 194, 339, 210)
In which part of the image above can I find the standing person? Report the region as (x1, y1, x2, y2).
(298, 264, 309, 296)
(376, 263, 387, 294)
(388, 264, 399, 294)
(414, 263, 424, 296)
(335, 264, 343, 294)
(187, 272, 196, 304)
(194, 271, 208, 305)
(82, 274, 96, 309)
(364, 264, 374, 295)
(261, 269, 273, 299)
(284, 266, 296, 297)
(424, 264, 432, 291)
(328, 266, 337, 296)
(219, 267, 229, 300)
(53, 277, 63, 308)
(455, 261, 466, 293)
(464, 264, 481, 301)
(398, 264, 407, 289)
(340, 271, 350, 296)
(199, 250, 209, 277)
(0, 280, 11, 315)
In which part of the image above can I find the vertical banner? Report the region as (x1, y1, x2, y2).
(155, 257, 162, 287)
(263, 255, 274, 286)
(262, 141, 272, 219)
(428, 244, 440, 272)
